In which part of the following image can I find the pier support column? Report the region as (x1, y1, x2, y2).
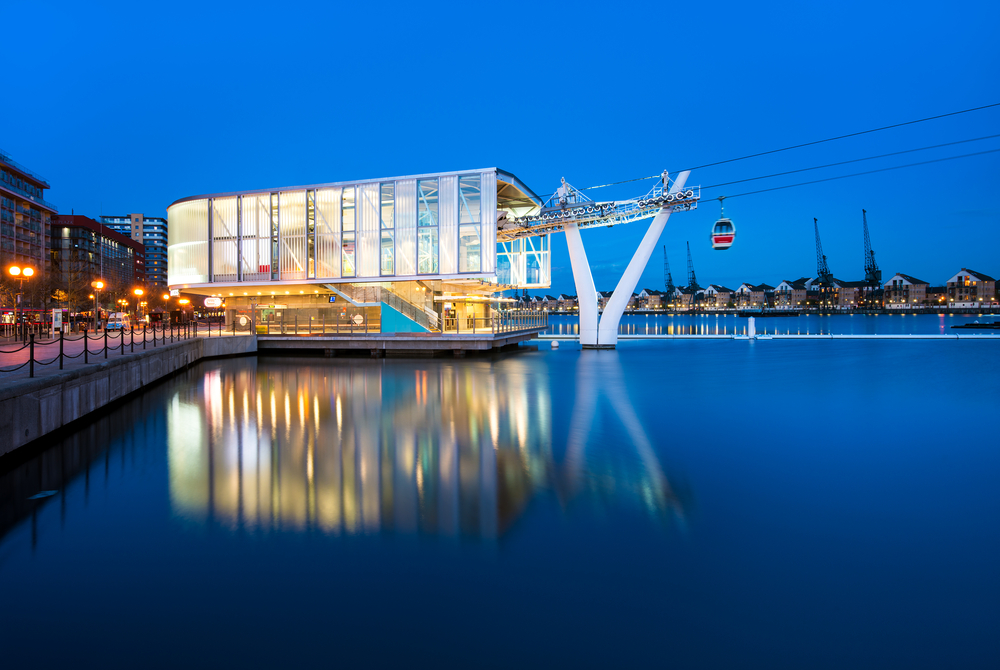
(564, 220, 600, 347)
(596, 171, 690, 347)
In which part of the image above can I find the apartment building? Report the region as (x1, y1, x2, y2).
(946, 269, 996, 307)
(883, 273, 929, 308)
(772, 279, 808, 309)
(101, 213, 168, 288)
(701, 285, 733, 309)
(0, 149, 56, 276)
(49, 215, 144, 307)
(734, 283, 773, 308)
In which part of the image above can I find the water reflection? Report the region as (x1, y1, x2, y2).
(167, 355, 684, 539)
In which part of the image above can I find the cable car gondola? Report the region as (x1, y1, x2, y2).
(711, 196, 735, 250)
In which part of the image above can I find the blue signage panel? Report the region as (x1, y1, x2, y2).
(329, 296, 336, 303)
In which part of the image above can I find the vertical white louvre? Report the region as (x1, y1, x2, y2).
(395, 179, 417, 277)
(357, 182, 380, 279)
(279, 191, 307, 281)
(481, 170, 497, 273)
(241, 194, 270, 282)
(211, 196, 239, 282)
(438, 175, 457, 275)
(315, 187, 341, 279)
(167, 199, 209, 285)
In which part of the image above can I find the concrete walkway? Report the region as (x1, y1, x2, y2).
(0, 328, 251, 381)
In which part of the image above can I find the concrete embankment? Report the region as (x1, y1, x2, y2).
(0, 336, 256, 457)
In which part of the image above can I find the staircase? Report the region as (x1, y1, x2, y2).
(324, 283, 439, 332)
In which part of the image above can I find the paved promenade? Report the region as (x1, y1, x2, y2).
(0, 328, 248, 381)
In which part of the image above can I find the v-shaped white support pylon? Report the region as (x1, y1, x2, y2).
(564, 171, 690, 348)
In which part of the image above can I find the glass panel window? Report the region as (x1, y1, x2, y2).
(380, 183, 394, 275)
(381, 230, 394, 275)
(417, 179, 438, 274)
(418, 227, 438, 274)
(343, 234, 356, 277)
(270, 194, 279, 280)
(380, 183, 394, 229)
(418, 179, 438, 227)
(459, 223, 480, 273)
(342, 187, 355, 232)
(458, 175, 481, 225)
(342, 188, 356, 276)
(307, 190, 316, 278)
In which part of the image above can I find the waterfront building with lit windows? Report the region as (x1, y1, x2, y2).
(702, 284, 734, 309)
(772, 279, 808, 309)
(49, 215, 144, 305)
(0, 149, 56, 276)
(945, 268, 996, 308)
(734, 283, 773, 308)
(102, 213, 168, 288)
(167, 169, 547, 332)
(883, 273, 929, 308)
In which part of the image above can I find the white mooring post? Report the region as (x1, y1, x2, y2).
(748, 316, 756, 339)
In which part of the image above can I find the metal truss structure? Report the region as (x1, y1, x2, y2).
(497, 171, 700, 242)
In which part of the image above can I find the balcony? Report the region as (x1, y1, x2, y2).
(0, 179, 58, 213)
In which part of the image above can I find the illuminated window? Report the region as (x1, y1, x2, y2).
(417, 179, 438, 274)
(380, 183, 394, 275)
(342, 187, 355, 277)
(307, 190, 316, 278)
(458, 175, 481, 273)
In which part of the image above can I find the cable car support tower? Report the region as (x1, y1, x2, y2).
(499, 170, 700, 348)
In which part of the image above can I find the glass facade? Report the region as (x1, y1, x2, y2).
(166, 168, 548, 288)
(167, 200, 209, 284)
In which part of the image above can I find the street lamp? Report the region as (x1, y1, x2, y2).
(134, 288, 144, 320)
(91, 280, 105, 331)
(7, 265, 35, 339)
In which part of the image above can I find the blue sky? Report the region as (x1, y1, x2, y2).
(4, 0, 998, 292)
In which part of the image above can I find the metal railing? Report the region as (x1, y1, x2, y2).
(0, 321, 251, 378)
(442, 309, 548, 335)
(258, 312, 381, 335)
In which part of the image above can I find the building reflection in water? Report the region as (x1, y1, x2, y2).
(168, 354, 684, 540)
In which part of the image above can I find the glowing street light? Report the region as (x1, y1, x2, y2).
(133, 288, 145, 319)
(7, 265, 35, 338)
(90, 280, 106, 330)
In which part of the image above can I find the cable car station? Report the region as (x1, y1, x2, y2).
(167, 167, 703, 350)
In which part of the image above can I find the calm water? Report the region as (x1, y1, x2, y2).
(1, 342, 998, 668)
(546, 312, 1000, 336)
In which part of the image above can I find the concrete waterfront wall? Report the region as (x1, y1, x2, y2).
(0, 335, 256, 457)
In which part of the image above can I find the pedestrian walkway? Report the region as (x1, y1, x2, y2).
(0, 325, 250, 381)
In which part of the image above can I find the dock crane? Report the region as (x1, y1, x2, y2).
(814, 218, 836, 310)
(686, 241, 700, 291)
(861, 209, 882, 308)
(814, 218, 834, 286)
(663, 246, 675, 295)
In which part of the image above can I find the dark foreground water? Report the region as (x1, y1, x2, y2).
(1, 341, 998, 668)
